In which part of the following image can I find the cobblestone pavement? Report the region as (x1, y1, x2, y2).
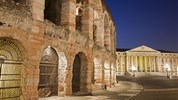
(39, 81, 143, 100)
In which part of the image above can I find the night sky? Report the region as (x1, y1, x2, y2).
(105, 0, 178, 52)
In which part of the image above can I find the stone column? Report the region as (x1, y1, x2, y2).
(171, 57, 174, 74)
(153, 56, 156, 72)
(31, 0, 45, 21)
(82, 0, 94, 40)
(157, 56, 161, 72)
(125, 54, 128, 73)
(120, 56, 123, 72)
(139, 56, 143, 72)
(61, 0, 76, 32)
(135, 56, 139, 71)
(144, 56, 147, 72)
(131, 56, 133, 67)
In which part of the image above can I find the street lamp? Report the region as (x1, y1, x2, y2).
(164, 63, 170, 78)
(131, 65, 136, 77)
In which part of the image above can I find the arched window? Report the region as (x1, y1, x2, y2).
(76, 0, 83, 31)
(104, 15, 110, 50)
(44, 0, 62, 26)
(76, 7, 83, 31)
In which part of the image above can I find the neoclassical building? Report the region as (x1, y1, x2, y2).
(0, 0, 116, 99)
(116, 45, 178, 76)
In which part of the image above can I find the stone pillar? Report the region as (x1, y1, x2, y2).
(31, 0, 45, 21)
(120, 56, 123, 72)
(126, 54, 129, 73)
(135, 56, 138, 71)
(144, 56, 147, 72)
(157, 56, 161, 72)
(82, 1, 94, 40)
(171, 57, 173, 74)
(61, 0, 76, 32)
(101, 61, 105, 88)
(139, 56, 143, 72)
(131, 56, 133, 67)
(128, 56, 131, 71)
(153, 56, 155, 72)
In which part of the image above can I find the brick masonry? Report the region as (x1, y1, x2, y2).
(0, 0, 116, 99)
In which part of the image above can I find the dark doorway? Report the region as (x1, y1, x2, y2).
(38, 47, 58, 97)
(72, 52, 88, 94)
(72, 54, 81, 92)
(44, 0, 62, 26)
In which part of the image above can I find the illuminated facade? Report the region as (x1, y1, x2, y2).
(116, 45, 178, 76)
(0, 0, 116, 99)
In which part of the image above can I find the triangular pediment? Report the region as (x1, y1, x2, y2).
(127, 45, 160, 53)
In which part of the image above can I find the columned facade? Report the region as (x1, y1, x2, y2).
(116, 46, 178, 76)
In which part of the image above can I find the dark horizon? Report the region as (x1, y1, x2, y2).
(105, 0, 178, 52)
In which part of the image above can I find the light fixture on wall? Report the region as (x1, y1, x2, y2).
(47, 46, 51, 48)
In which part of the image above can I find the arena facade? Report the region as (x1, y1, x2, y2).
(0, 0, 116, 99)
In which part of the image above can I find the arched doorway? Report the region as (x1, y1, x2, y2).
(93, 57, 102, 84)
(38, 46, 58, 97)
(0, 38, 25, 99)
(104, 61, 110, 86)
(72, 52, 87, 95)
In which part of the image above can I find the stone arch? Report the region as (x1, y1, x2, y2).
(104, 60, 110, 86)
(0, 37, 26, 99)
(44, 0, 62, 26)
(104, 14, 110, 50)
(72, 52, 88, 95)
(93, 57, 102, 84)
(93, 0, 104, 46)
(110, 22, 115, 53)
(76, 0, 83, 31)
(110, 63, 115, 85)
(38, 46, 58, 97)
(93, 10, 103, 45)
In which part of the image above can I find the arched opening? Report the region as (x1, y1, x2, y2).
(0, 38, 25, 99)
(110, 25, 114, 53)
(104, 61, 110, 86)
(91, 57, 103, 90)
(104, 15, 110, 50)
(76, 7, 83, 31)
(38, 46, 58, 97)
(72, 52, 87, 95)
(93, 58, 102, 84)
(111, 63, 115, 86)
(76, 0, 83, 31)
(44, 0, 62, 26)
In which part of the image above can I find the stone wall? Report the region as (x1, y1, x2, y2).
(0, 0, 116, 99)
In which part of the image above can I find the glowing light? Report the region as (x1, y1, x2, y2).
(131, 65, 136, 71)
(47, 46, 51, 48)
(164, 63, 170, 69)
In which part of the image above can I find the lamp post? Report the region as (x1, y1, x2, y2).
(131, 65, 136, 77)
(164, 63, 170, 78)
